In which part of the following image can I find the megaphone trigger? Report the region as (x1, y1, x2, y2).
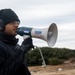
(23, 35, 30, 40)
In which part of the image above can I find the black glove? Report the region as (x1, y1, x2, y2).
(20, 37, 34, 53)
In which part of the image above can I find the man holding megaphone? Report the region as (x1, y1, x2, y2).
(0, 8, 33, 75)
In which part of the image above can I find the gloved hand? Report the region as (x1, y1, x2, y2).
(20, 37, 34, 53)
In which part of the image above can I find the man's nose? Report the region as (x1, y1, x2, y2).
(15, 24, 19, 28)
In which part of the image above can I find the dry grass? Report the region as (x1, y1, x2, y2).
(28, 62, 75, 75)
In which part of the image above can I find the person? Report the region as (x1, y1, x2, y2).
(0, 8, 34, 75)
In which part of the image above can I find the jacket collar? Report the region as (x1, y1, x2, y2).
(0, 32, 18, 46)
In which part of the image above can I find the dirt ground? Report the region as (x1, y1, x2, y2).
(28, 61, 75, 75)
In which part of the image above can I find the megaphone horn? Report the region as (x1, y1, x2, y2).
(17, 23, 58, 47)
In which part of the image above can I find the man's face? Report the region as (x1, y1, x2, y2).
(4, 21, 19, 36)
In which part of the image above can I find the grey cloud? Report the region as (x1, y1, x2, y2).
(21, 13, 75, 26)
(0, 0, 75, 49)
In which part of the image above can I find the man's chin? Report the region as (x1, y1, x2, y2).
(14, 33, 17, 36)
(11, 33, 17, 36)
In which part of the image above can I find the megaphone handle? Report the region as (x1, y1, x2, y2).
(23, 35, 30, 40)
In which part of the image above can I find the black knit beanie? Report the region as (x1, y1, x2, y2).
(0, 9, 20, 25)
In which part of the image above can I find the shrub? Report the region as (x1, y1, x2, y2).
(48, 57, 62, 65)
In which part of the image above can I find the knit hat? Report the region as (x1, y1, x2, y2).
(0, 9, 20, 25)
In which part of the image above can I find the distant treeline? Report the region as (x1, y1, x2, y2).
(25, 47, 75, 66)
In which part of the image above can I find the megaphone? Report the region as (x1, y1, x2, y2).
(17, 23, 58, 47)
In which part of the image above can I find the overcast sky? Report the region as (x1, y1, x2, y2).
(0, 0, 75, 49)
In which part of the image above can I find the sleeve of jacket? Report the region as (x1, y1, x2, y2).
(0, 45, 29, 75)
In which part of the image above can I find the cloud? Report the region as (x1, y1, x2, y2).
(0, 0, 75, 49)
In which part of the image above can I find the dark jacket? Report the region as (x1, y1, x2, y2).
(0, 32, 31, 75)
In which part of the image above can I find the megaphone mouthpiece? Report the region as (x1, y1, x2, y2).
(17, 27, 32, 37)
